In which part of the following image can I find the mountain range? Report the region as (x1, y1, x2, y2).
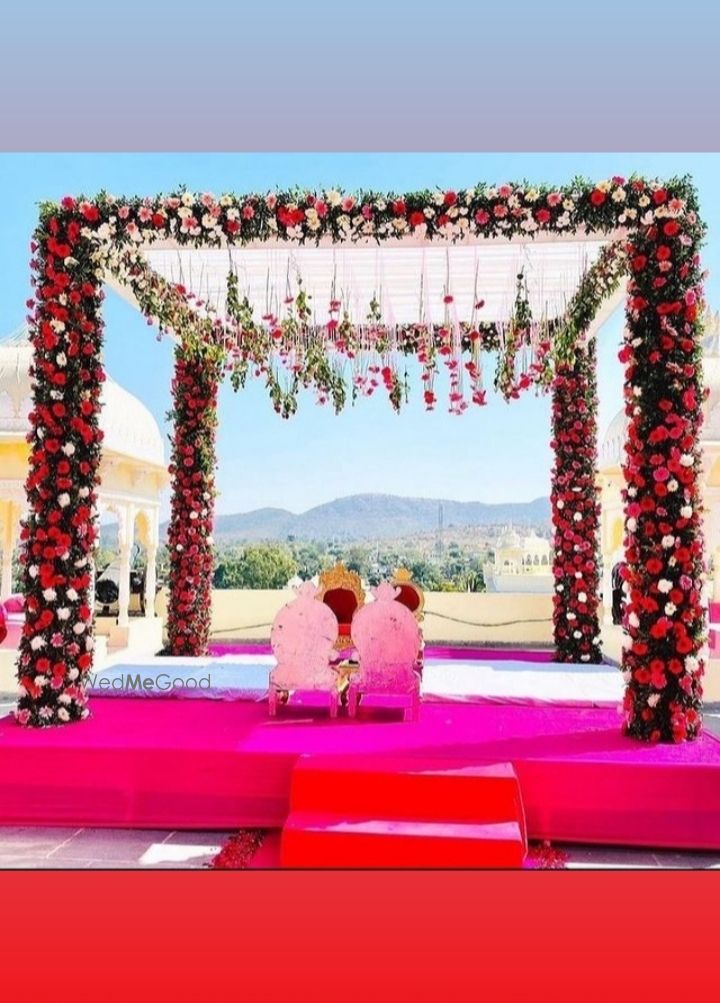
(174, 493, 552, 543)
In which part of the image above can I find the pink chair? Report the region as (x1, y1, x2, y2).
(269, 581, 342, 717)
(347, 582, 422, 722)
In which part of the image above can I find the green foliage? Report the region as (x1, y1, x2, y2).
(213, 544, 298, 590)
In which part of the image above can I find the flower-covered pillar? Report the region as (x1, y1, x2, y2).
(16, 203, 105, 727)
(550, 339, 603, 664)
(165, 340, 222, 656)
(621, 187, 706, 742)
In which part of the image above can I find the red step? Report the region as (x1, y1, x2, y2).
(288, 754, 525, 826)
(280, 755, 527, 868)
(281, 813, 525, 868)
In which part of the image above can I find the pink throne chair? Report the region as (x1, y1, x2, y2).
(347, 582, 422, 722)
(391, 568, 425, 673)
(269, 581, 342, 717)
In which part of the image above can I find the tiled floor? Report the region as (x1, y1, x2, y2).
(0, 826, 719, 869)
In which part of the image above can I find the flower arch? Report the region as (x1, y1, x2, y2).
(17, 177, 707, 742)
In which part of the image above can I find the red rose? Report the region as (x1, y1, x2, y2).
(663, 220, 680, 237)
(590, 189, 606, 206)
(653, 188, 668, 205)
(409, 211, 425, 228)
(535, 208, 551, 224)
(656, 245, 672, 261)
(443, 191, 457, 206)
(392, 199, 406, 216)
(475, 209, 490, 225)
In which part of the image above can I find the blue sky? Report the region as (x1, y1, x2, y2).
(1, 154, 718, 517)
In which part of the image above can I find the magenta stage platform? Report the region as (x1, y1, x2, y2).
(1, 696, 720, 851)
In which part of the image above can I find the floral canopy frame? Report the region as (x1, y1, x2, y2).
(18, 176, 706, 743)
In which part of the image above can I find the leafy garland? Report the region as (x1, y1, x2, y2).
(17, 176, 707, 745)
(551, 339, 603, 664)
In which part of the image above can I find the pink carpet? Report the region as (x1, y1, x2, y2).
(1, 697, 719, 850)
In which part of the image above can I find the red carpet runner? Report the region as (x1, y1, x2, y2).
(280, 756, 527, 867)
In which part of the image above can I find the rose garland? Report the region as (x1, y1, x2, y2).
(17, 178, 706, 744)
(551, 339, 603, 664)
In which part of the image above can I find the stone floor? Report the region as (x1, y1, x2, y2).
(0, 826, 719, 869)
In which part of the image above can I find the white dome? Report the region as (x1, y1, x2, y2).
(0, 325, 165, 467)
(498, 527, 522, 549)
(600, 307, 720, 467)
(521, 530, 549, 554)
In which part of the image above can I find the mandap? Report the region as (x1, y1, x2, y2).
(16, 176, 707, 743)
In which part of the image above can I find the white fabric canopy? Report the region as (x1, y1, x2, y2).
(138, 236, 611, 327)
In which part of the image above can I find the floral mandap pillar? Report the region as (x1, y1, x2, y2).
(16, 203, 104, 726)
(165, 341, 222, 656)
(550, 339, 603, 664)
(620, 190, 706, 742)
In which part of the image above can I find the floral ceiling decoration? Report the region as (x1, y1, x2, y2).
(17, 176, 707, 744)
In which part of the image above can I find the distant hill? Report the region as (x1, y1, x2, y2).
(157, 493, 551, 544)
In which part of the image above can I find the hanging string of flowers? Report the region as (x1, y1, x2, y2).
(112, 238, 628, 419)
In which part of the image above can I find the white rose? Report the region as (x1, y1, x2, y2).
(628, 612, 640, 628)
(62, 443, 76, 456)
(66, 588, 78, 601)
(57, 708, 70, 722)
(648, 694, 661, 708)
(667, 480, 678, 492)
(73, 622, 86, 635)
(58, 493, 70, 507)
(681, 506, 693, 519)
(627, 518, 637, 532)
(664, 603, 677, 616)
(662, 535, 675, 548)
(578, 592, 587, 603)
(57, 608, 70, 621)
(30, 636, 46, 650)
(680, 454, 694, 467)
(43, 588, 57, 601)
(658, 579, 673, 593)
(573, 630, 582, 639)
